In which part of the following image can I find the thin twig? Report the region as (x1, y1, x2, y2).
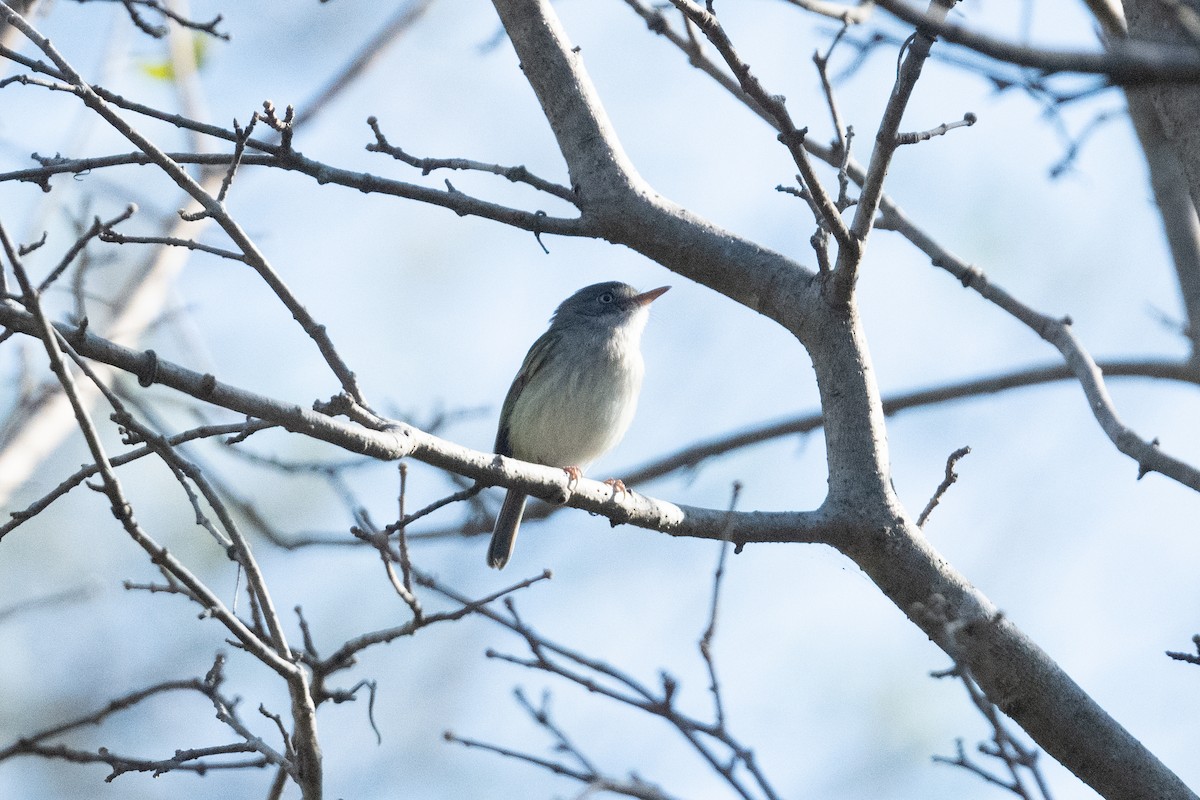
(700, 481, 742, 728)
(835, 0, 957, 294)
(367, 116, 577, 203)
(37, 204, 137, 293)
(513, 687, 598, 774)
(917, 445, 970, 527)
(394, 463, 416, 597)
(0, 8, 369, 406)
(114, 0, 228, 40)
(1, 419, 268, 537)
(1166, 635, 1200, 666)
(424, 572, 781, 800)
(668, 0, 852, 251)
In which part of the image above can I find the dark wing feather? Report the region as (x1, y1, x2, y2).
(494, 329, 561, 457)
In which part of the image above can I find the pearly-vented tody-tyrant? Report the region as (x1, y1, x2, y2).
(487, 281, 669, 569)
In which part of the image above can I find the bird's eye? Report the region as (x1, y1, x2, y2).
(598, 291, 614, 304)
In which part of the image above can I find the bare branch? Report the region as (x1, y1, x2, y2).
(1166, 634, 1200, 665)
(443, 728, 683, 800)
(0, 147, 591, 237)
(97, 225, 247, 261)
(37, 204, 137, 293)
(670, 0, 852, 252)
(700, 482, 742, 729)
(367, 116, 577, 202)
(513, 687, 599, 775)
(622, 0, 774, 123)
(2, 420, 271, 538)
(879, 200, 1200, 491)
(930, 654, 1053, 800)
(0, 654, 292, 780)
(835, 0, 956, 295)
(435, 581, 783, 800)
(917, 446, 970, 528)
(813, 24, 853, 161)
(875, 0, 1200, 83)
(0, 7, 368, 405)
(111, 0, 228, 40)
(312, 568, 552, 676)
(896, 111, 977, 144)
(0, 301, 835, 545)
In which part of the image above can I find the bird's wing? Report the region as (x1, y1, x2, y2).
(494, 328, 561, 457)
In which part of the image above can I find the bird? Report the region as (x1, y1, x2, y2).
(487, 281, 669, 569)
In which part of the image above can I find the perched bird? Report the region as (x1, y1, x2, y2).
(487, 281, 669, 569)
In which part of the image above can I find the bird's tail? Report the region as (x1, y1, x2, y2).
(487, 490, 528, 569)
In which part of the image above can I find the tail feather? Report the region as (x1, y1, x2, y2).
(488, 490, 528, 569)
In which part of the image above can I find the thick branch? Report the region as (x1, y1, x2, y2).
(876, 0, 1200, 83)
(491, 0, 819, 334)
(1123, 0, 1200, 357)
(487, 3, 1199, 798)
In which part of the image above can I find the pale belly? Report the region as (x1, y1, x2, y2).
(505, 347, 644, 469)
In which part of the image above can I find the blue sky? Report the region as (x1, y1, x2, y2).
(1, 1, 1198, 798)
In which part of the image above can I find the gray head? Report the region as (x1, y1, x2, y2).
(550, 281, 670, 328)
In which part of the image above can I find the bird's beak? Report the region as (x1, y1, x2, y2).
(633, 286, 671, 306)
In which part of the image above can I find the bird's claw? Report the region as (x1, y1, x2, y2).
(552, 465, 583, 504)
(604, 478, 629, 499)
(563, 465, 583, 487)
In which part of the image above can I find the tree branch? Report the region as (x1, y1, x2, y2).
(876, 0, 1200, 83)
(880, 201, 1200, 491)
(486, 4, 1200, 798)
(0, 6, 366, 407)
(669, 0, 853, 253)
(836, 0, 956, 295)
(0, 300, 827, 545)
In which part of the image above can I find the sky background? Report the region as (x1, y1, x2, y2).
(1, 1, 1198, 798)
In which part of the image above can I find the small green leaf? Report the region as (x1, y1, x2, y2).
(138, 34, 210, 82)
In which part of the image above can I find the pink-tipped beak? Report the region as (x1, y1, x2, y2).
(634, 286, 670, 305)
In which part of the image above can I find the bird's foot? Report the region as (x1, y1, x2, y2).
(554, 466, 584, 502)
(604, 478, 628, 499)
